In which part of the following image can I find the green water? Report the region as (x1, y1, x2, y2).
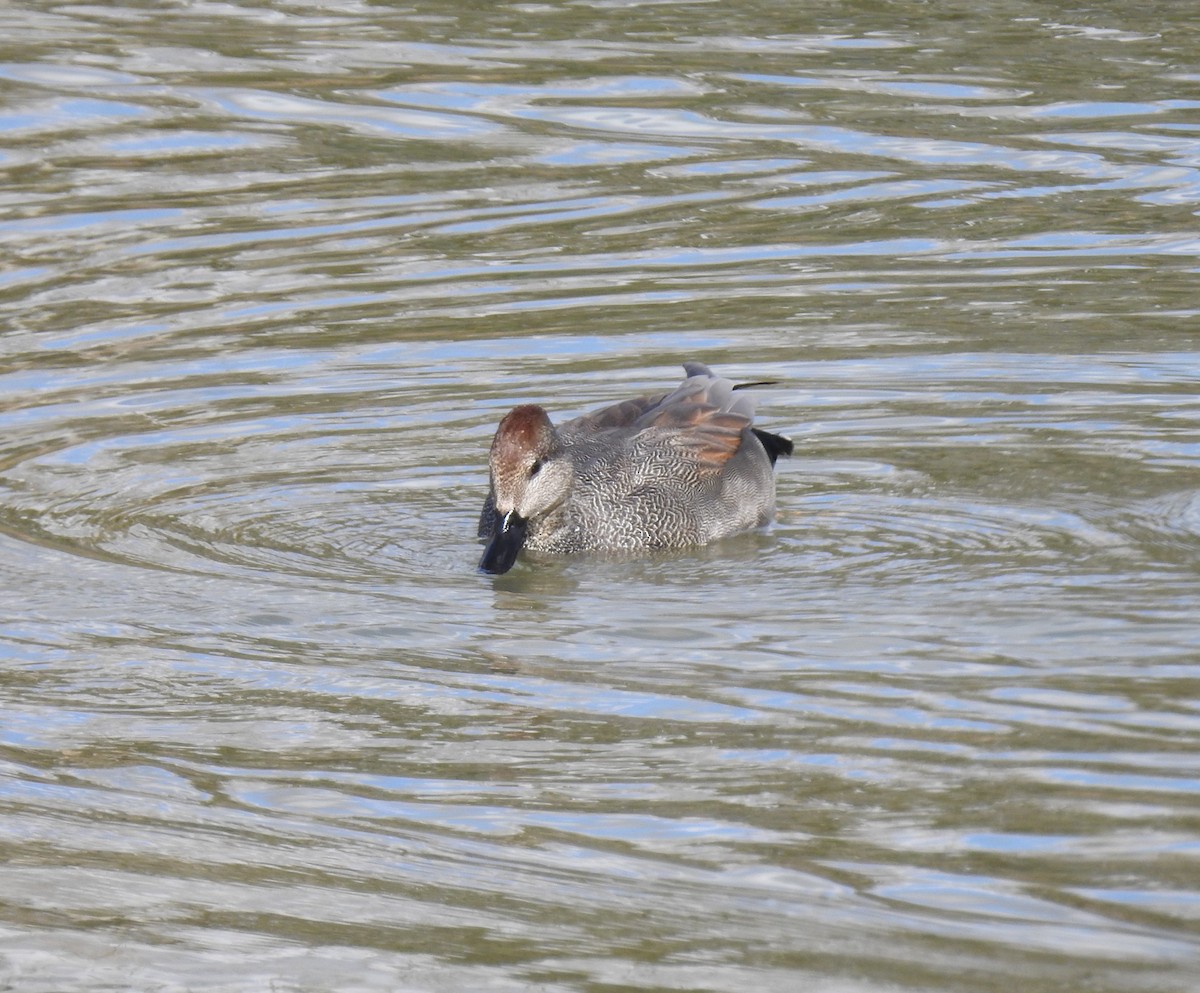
(1, 2, 1198, 990)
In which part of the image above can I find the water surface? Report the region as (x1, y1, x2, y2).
(2, 1, 1199, 990)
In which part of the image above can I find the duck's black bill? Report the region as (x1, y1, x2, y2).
(479, 511, 529, 575)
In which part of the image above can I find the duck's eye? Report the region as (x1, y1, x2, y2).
(529, 458, 543, 477)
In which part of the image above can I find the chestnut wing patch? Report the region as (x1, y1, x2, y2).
(637, 402, 750, 469)
(565, 367, 758, 469)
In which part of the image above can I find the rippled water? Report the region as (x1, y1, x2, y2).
(2, 1, 1200, 990)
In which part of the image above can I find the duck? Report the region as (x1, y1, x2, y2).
(478, 361, 792, 574)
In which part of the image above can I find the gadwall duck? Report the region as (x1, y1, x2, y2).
(477, 362, 791, 574)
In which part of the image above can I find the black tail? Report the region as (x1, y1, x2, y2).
(752, 428, 793, 466)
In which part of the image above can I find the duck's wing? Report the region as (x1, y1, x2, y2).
(564, 359, 729, 434)
(567, 393, 667, 434)
(631, 364, 758, 470)
(566, 363, 786, 470)
(565, 363, 725, 435)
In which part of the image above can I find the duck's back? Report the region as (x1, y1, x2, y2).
(532, 364, 784, 552)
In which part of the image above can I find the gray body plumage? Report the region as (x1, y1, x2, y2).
(478, 362, 789, 564)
